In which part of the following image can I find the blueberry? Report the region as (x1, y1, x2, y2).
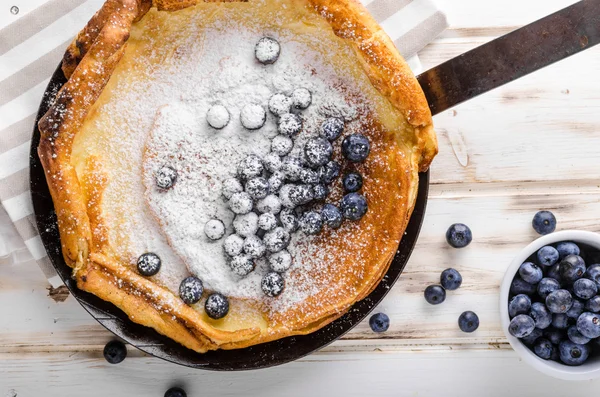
(567, 299, 585, 318)
(243, 235, 266, 259)
(532, 210, 556, 235)
(263, 227, 291, 253)
(255, 37, 280, 64)
(552, 313, 570, 329)
(559, 340, 590, 366)
(229, 192, 253, 215)
(268, 250, 292, 272)
(577, 312, 600, 338)
(263, 152, 282, 173)
(164, 387, 187, 397)
(222, 177, 243, 199)
(508, 314, 535, 338)
(179, 276, 204, 304)
(245, 177, 270, 200)
(573, 278, 598, 299)
(279, 209, 299, 233)
(340, 193, 368, 221)
(318, 161, 341, 184)
(521, 327, 543, 345)
(533, 338, 554, 360)
(291, 88, 312, 110)
(240, 103, 267, 130)
(281, 156, 304, 181)
(424, 285, 446, 305)
(299, 211, 323, 235)
(518, 262, 543, 284)
(278, 113, 303, 136)
(237, 154, 264, 180)
(229, 255, 255, 277)
(258, 213, 278, 232)
(289, 184, 314, 206)
(268, 93, 292, 116)
(458, 311, 479, 333)
(544, 328, 566, 345)
(560, 255, 586, 283)
(369, 313, 390, 333)
(312, 184, 329, 201)
(537, 246, 559, 267)
(511, 276, 537, 296)
(257, 194, 282, 215)
(568, 325, 591, 345)
(586, 263, 600, 285)
(233, 212, 259, 237)
(557, 241, 580, 259)
(320, 117, 345, 141)
(206, 104, 230, 129)
(223, 234, 244, 257)
(321, 203, 343, 229)
(156, 165, 177, 190)
(550, 347, 561, 362)
(137, 252, 161, 277)
(271, 135, 293, 156)
(300, 168, 320, 184)
(204, 219, 225, 241)
(530, 302, 552, 329)
(304, 137, 333, 168)
(343, 172, 363, 193)
(262, 272, 285, 297)
(103, 340, 127, 364)
(341, 134, 370, 162)
(509, 294, 531, 318)
(204, 293, 229, 319)
(440, 268, 463, 291)
(267, 171, 285, 194)
(546, 263, 562, 283)
(445, 223, 472, 249)
(545, 289, 573, 314)
(585, 296, 600, 313)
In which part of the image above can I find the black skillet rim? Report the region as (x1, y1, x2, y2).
(30, 64, 429, 371)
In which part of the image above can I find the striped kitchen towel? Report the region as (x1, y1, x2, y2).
(0, 0, 447, 287)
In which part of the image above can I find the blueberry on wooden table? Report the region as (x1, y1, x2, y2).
(556, 241, 580, 259)
(103, 340, 127, 364)
(508, 294, 531, 318)
(369, 313, 390, 333)
(424, 285, 446, 305)
(532, 210, 556, 235)
(537, 246, 559, 267)
(508, 314, 535, 338)
(458, 311, 479, 333)
(445, 223, 472, 248)
(518, 262, 543, 284)
(440, 268, 462, 291)
(164, 387, 187, 397)
(559, 340, 590, 366)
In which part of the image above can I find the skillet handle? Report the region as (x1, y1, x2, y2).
(417, 0, 600, 116)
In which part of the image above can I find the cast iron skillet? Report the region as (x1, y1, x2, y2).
(30, 64, 429, 371)
(30, 0, 599, 370)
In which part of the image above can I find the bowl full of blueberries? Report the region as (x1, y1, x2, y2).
(501, 223, 600, 380)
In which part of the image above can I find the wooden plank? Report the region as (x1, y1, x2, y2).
(2, 349, 600, 396)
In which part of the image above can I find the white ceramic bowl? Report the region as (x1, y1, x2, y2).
(500, 230, 600, 380)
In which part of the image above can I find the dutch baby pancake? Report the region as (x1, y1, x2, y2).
(38, 0, 437, 352)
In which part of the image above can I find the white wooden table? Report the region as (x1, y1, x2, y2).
(2, 1, 600, 395)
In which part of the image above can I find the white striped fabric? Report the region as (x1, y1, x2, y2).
(0, 0, 447, 285)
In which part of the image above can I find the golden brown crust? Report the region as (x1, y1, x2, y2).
(38, 0, 437, 352)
